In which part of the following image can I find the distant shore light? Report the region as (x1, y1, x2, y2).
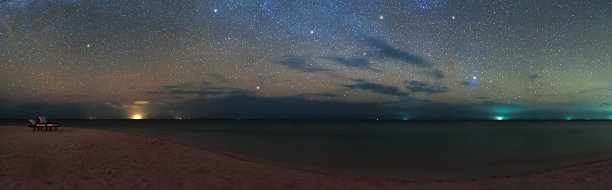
(495, 116, 504, 120)
(131, 114, 142, 120)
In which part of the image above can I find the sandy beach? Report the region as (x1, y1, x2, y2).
(1, 126, 612, 190)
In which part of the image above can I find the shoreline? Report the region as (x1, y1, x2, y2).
(2, 126, 612, 189)
(101, 125, 612, 181)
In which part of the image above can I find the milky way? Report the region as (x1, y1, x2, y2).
(0, 0, 610, 119)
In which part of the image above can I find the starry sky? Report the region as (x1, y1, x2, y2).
(0, 0, 610, 120)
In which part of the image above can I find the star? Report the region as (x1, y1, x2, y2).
(0, 0, 608, 120)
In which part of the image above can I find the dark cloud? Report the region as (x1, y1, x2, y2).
(161, 82, 198, 90)
(163, 95, 455, 119)
(0, 102, 122, 119)
(15, 103, 87, 118)
(82, 103, 126, 119)
(322, 56, 379, 72)
(528, 74, 541, 79)
(279, 55, 328, 72)
(425, 69, 445, 79)
(147, 82, 251, 97)
(364, 36, 431, 67)
(313, 93, 338, 98)
(0, 94, 602, 120)
(405, 80, 448, 94)
(342, 79, 407, 96)
(160, 95, 585, 120)
(210, 73, 229, 83)
(601, 103, 610, 107)
(481, 100, 501, 105)
(171, 95, 390, 119)
(147, 87, 249, 97)
(162, 85, 179, 90)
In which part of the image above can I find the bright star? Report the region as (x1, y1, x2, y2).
(86, 44, 91, 48)
(256, 86, 260, 90)
(379, 15, 384, 20)
(213, 9, 218, 13)
(451, 16, 456, 19)
(309, 30, 314, 34)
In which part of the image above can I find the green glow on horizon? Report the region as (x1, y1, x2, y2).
(495, 116, 504, 120)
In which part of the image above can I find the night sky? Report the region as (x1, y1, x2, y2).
(0, 0, 610, 120)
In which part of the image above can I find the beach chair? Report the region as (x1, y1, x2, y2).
(29, 116, 60, 131)
(27, 119, 47, 131)
(38, 116, 60, 131)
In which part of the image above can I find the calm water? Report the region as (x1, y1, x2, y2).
(5, 120, 612, 179)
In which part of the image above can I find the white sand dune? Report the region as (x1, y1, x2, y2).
(1, 126, 611, 189)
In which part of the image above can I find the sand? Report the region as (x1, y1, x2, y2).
(1, 126, 612, 190)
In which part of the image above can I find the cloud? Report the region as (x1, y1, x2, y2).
(146, 81, 252, 98)
(425, 69, 445, 79)
(0, 102, 124, 119)
(601, 103, 610, 106)
(321, 56, 379, 72)
(161, 85, 179, 90)
(312, 93, 338, 98)
(342, 79, 408, 96)
(14, 103, 87, 118)
(528, 74, 541, 79)
(364, 36, 431, 67)
(171, 95, 390, 119)
(405, 80, 448, 94)
(162, 95, 589, 120)
(278, 55, 328, 72)
(163, 95, 489, 120)
(147, 87, 249, 97)
(210, 73, 229, 83)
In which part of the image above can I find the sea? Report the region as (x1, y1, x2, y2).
(4, 120, 612, 180)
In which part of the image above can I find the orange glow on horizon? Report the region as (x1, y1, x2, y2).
(131, 114, 142, 120)
(134, 101, 150, 105)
